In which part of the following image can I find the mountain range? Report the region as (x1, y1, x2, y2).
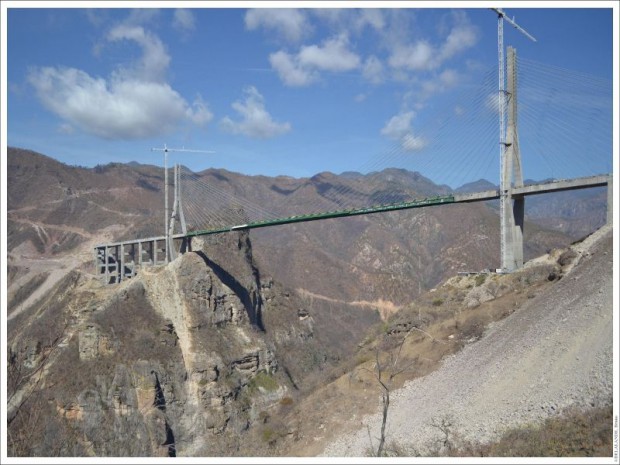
(7, 146, 606, 309)
(5, 146, 611, 457)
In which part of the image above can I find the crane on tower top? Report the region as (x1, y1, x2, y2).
(490, 6, 536, 163)
(491, 8, 537, 42)
(490, 8, 536, 272)
(151, 144, 215, 262)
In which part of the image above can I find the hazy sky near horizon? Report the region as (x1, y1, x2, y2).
(4, 2, 615, 187)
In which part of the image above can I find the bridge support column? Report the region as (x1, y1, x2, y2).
(104, 246, 110, 284)
(119, 243, 124, 283)
(114, 246, 120, 283)
(180, 236, 191, 253)
(129, 243, 136, 278)
(501, 194, 524, 271)
(138, 241, 143, 268)
(512, 196, 524, 269)
(94, 248, 101, 276)
(500, 47, 525, 272)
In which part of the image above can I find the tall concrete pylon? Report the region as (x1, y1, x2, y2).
(501, 46, 525, 271)
(168, 163, 190, 261)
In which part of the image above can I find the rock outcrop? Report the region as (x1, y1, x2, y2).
(7, 231, 326, 456)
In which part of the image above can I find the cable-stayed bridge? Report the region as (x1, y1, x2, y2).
(95, 48, 613, 284)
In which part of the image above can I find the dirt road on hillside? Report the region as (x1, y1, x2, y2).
(323, 226, 614, 456)
(7, 222, 126, 321)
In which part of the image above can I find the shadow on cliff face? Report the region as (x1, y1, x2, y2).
(194, 250, 265, 332)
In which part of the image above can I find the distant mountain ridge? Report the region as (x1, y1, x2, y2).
(7, 146, 606, 305)
(456, 179, 497, 193)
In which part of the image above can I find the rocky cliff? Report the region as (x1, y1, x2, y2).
(7, 231, 378, 456)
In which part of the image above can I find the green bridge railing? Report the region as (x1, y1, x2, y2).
(185, 194, 455, 237)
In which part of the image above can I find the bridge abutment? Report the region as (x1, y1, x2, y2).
(94, 235, 187, 284)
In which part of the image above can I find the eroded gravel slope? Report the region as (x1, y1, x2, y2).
(323, 226, 614, 456)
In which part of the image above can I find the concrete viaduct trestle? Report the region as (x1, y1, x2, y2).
(94, 234, 191, 285)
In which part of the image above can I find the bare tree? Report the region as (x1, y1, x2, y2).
(358, 324, 450, 457)
(429, 415, 456, 455)
(362, 329, 414, 457)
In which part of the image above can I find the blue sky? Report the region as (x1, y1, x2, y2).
(3, 2, 616, 187)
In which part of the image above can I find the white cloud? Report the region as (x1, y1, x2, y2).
(363, 55, 384, 84)
(173, 9, 196, 32)
(123, 9, 160, 27)
(420, 80, 439, 97)
(388, 12, 478, 72)
(388, 41, 434, 71)
(270, 34, 360, 87)
(401, 133, 427, 151)
(245, 9, 310, 42)
(381, 111, 416, 139)
(355, 9, 385, 32)
(29, 24, 212, 140)
(29, 67, 211, 139)
(312, 8, 385, 34)
(418, 68, 460, 99)
(249, 9, 476, 91)
(439, 13, 478, 61)
(186, 95, 214, 125)
(298, 34, 360, 72)
(354, 93, 367, 103)
(311, 8, 344, 24)
(381, 111, 427, 152)
(439, 68, 459, 87)
(107, 25, 170, 81)
(85, 9, 108, 27)
(269, 50, 318, 87)
(220, 86, 291, 139)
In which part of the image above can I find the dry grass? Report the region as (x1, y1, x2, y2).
(454, 406, 613, 457)
(270, 263, 564, 456)
(361, 406, 613, 458)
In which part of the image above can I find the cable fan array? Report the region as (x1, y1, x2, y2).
(176, 57, 611, 233)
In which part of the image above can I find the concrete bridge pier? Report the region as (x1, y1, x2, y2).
(500, 193, 525, 272)
(95, 235, 171, 284)
(511, 196, 524, 270)
(500, 47, 525, 272)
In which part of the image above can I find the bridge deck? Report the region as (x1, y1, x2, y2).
(95, 174, 610, 247)
(93, 173, 611, 283)
(453, 174, 610, 203)
(187, 195, 456, 237)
